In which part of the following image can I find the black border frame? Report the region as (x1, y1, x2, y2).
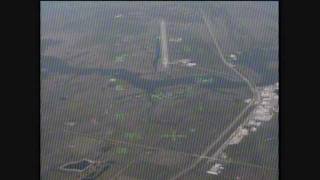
(11, 0, 296, 179)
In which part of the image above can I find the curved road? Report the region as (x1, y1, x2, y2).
(169, 10, 258, 180)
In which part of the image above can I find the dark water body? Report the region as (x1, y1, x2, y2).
(41, 55, 246, 93)
(62, 160, 92, 171)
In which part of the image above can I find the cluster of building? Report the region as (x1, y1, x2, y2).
(247, 82, 279, 127)
(207, 163, 224, 175)
(225, 53, 238, 68)
(177, 59, 197, 67)
(229, 82, 279, 145)
(206, 82, 279, 176)
(229, 54, 237, 61)
(228, 126, 249, 145)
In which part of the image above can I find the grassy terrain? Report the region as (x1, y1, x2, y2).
(41, 2, 278, 179)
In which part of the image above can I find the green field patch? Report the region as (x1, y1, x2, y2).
(195, 104, 205, 113)
(150, 91, 167, 101)
(195, 76, 213, 84)
(115, 112, 125, 121)
(110, 79, 127, 91)
(183, 46, 192, 53)
(150, 88, 195, 102)
(124, 132, 142, 141)
(67, 100, 84, 111)
(161, 130, 187, 142)
(114, 54, 128, 63)
(115, 147, 128, 155)
(115, 84, 125, 91)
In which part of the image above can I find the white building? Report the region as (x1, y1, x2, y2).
(186, 62, 197, 67)
(230, 54, 237, 61)
(245, 98, 252, 104)
(115, 14, 123, 18)
(207, 163, 223, 175)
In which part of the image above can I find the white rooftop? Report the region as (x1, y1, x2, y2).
(186, 62, 197, 67)
(115, 14, 123, 18)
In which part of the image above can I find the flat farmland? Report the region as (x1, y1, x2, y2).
(41, 2, 278, 179)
